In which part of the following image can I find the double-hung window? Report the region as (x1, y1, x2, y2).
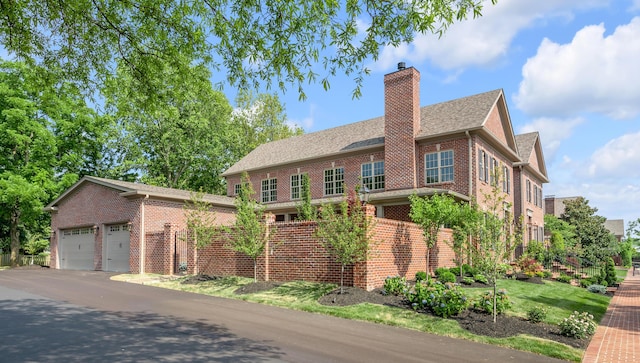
(425, 150, 454, 184)
(526, 180, 532, 203)
(502, 166, 511, 194)
(261, 178, 277, 203)
(478, 149, 488, 182)
(324, 167, 344, 195)
(489, 157, 498, 186)
(290, 174, 306, 200)
(361, 161, 384, 190)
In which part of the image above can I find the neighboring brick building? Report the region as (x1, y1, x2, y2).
(544, 195, 624, 241)
(45, 176, 235, 274)
(222, 64, 549, 241)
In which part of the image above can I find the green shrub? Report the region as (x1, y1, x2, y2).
(579, 278, 592, 288)
(541, 270, 552, 279)
(527, 306, 548, 323)
(559, 311, 596, 339)
(434, 267, 450, 279)
(461, 277, 475, 285)
(438, 271, 456, 283)
(602, 257, 617, 287)
(587, 284, 607, 294)
(474, 274, 488, 284)
(383, 276, 407, 296)
(415, 271, 428, 282)
(473, 289, 512, 315)
(526, 241, 545, 262)
(555, 274, 572, 284)
(517, 255, 543, 276)
(462, 264, 477, 277)
(406, 280, 468, 318)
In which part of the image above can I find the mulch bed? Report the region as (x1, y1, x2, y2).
(181, 275, 591, 349)
(317, 283, 590, 349)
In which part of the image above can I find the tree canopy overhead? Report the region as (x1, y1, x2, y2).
(0, 0, 496, 99)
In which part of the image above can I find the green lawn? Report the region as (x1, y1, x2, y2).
(616, 267, 628, 280)
(113, 274, 614, 362)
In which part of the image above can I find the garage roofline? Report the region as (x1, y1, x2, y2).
(44, 176, 236, 212)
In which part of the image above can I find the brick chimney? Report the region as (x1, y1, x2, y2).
(384, 63, 421, 191)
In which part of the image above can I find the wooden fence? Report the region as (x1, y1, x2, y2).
(0, 254, 50, 267)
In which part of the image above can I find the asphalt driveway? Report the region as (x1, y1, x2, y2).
(0, 269, 565, 362)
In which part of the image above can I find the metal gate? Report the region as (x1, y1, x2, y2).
(174, 230, 189, 274)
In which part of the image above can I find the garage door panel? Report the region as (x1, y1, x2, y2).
(60, 228, 95, 270)
(105, 224, 130, 272)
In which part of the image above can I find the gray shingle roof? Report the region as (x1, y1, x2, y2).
(515, 132, 538, 160)
(45, 176, 235, 210)
(515, 132, 549, 183)
(223, 89, 503, 176)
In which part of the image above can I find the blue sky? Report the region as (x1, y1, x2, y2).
(228, 0, 640, 231)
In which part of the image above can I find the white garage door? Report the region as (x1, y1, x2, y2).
(104, 224, 130, 272)
(60, 228, 95, 270)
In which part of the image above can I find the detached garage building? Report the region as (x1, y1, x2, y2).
(45, 176, 235, 273)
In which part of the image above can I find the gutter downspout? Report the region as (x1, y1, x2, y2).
(518, 165, 526, 246)
(139, 194, 149, 274)
(465, 131, 473, 267)
(466, 131, 473, 197)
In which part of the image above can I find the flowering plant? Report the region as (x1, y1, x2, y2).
(406, 280, 468, 318)
(383, 276, 408, 296)
(473, 289, 512, 315)
(559, 311, 596, 339)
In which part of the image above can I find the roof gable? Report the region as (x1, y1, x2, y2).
(45, 176, 235, 210)
(515, 132, 549, 183)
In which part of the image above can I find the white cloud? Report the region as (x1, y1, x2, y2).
(371, 0, 608, 72)
(518, 117, 584, 162)
(631, 0, 640, 12)
(286, 104, 316, 131)
(587, 131, 640, 178)
(515, 17, 640, 119)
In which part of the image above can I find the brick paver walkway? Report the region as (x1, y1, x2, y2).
(583, 268, 640, 362)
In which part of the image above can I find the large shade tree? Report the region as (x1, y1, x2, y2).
(560, 197, 617, 264)
(104, 61, 234, 194)
(0, 0, 497, 100)
(0, 61, 109, 265)
(230, 90, 303, 159)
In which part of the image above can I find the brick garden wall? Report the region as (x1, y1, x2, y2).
(191, 217, 454, 291)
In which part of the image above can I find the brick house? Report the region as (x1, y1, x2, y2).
(46, 64, 549, 290)
(45, 176, 235, 274)
(222, 64, 549, 247)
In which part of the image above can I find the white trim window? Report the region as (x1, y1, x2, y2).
(526, 180, 532, 203)
(290, 173, 306, 200)
(324, 167, 344, 195)
(478, 149, 488, 182)
(489, 157, 498, 186)
(261, 178, 277, 203)
(234, 183, 241, 196)
(425, 150, 454, 184)
(502, 165, 511, 194)
(361, 161, 384, 190)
